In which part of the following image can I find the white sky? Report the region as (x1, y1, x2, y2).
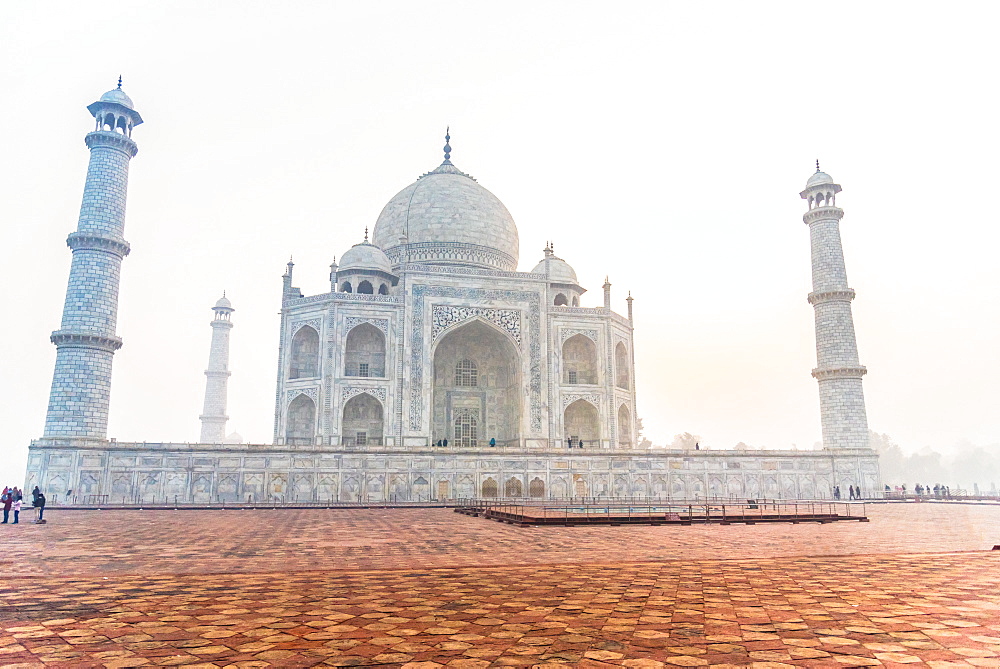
(2, 2, 998, 483)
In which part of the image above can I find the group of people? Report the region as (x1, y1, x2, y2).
(832, 484, 863, 500)
(1, 487, 45, 524)
(886, 483, 952, 498)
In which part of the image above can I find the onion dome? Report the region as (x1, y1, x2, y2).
(100, 87, 135, 110)
(531, 255, 578, 284)
(371, 130, 519, 271)
(214, 294, 233, 310)
(807, 170, 834, 187)
(339, 234, 393, 274)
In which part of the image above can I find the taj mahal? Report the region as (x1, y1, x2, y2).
(25, 84, 880, 503)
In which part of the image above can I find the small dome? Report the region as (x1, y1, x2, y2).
(339, 241, 393, 274)
(100, 88, 135, 110)
(807, 170, 834, 187)
(531, 255, 578, 284)
(214, 294, 233, 310)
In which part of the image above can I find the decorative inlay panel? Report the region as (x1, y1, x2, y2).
(286, 387, 319, 405)
(432, 306, 521, 345)
(291, 318, 322, 336)
(561, 328, 598, 343)
(341, 386, 387, 404)
(562, 393, 601, 409)
(344, 316, 389, 336)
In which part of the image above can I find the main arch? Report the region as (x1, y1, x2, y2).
(432, 319, 522, 447)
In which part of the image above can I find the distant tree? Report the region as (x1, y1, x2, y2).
(670, 432, 701, 450)
(636, 417, 653, 449)
(733, 442, 750, 451)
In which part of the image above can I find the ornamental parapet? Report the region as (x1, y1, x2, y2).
(803, 206, 844, 225)
(66, 232, 131, 258)
(811, 365, 867, 380)
(50, 330, 123, 352)
(85, 130, 138, 158)
(807, 288, 856, 305)
(204, 369, 232, 378)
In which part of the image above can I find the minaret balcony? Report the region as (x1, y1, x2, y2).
(85, 130, 138, 157)
(811, 365, 867, 380)
(803, 206, 844, 225)
(807, 288, 856, 305)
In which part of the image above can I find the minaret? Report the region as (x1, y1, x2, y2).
(43, 79, 142, 439)
(603, 276, 612, 309)
(199, 294, 235, 442)
(800, 163, 870, 450)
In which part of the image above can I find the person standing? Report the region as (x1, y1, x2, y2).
(32, 490, 45, 523)
(12, 499, 20, 524)
(1, 488, 10, 524)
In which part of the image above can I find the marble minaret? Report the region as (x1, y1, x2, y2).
(800, 164, 870, 450)
(199, 295, 235, 442)
(43, 80, 142, 439)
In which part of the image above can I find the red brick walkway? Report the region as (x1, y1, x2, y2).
(0, 504, 997, 666)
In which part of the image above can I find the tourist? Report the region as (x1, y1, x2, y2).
(12, 498, 20, 524)
(489, 438, 496, 448)
(13, 487, 21, 502)
(849, 485, 855, 500)
(32, 490, 45, 523)
(1, 488, 10, 523)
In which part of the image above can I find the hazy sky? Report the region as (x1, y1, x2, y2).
(2, 2, 998, 482)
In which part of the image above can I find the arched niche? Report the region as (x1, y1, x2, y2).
(615, 342, 630, 389)
(357, 280, 374, 294)
(341, 392, 383, 445)
(504, 477, 523, 497)
(554, 293, 568, 306)
(564, 399, 600, 446)
(378, 283, 389, 295)
(289, 326, 320, 379)
(345, 323, 386, 378)
(482, 477, 498, 498)
(340, 281, 353, 293)
(432, 320, 522, 447)
(562, 334, 598, 385)
(286, 394, 316, 445)
(617, 404, 632, 447)
(529, 477, 545, 498)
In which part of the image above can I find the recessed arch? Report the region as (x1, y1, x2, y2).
(529, 477, 545, 498)
(482, 477, 498, 498)
(563, 334, 598, 384)
(340, 281, 353, 293)
(615, 342, 630, 389)
(345, 323, 385, 377)
(289, 326, 320, 379)
(341, 392, 383, 445)
(432, 319, 522, 447)
(286, 394, 316, 445)
(554, 293, 568, 306)
(571, 296, 579, 307)
(378, 283, 389, 295)
(504, 477, 523, 497)
(617, 404, 632, 447)
(564, 398, 600, 447)
(357, 280, 374, 294)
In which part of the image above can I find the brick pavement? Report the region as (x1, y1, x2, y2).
(0, 504, 997, 666)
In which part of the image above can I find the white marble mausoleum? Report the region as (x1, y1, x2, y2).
(25, 86, 880, 503)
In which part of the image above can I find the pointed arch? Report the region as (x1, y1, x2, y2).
(482, 477, 498, 498)
(529, 477, 545, 498)
(341, 392, 384, 445)
(554, 293, 568, 306)
(617, 403, 632, 447)
(615, 342, 630, 389)
(340, 281, 353, 293)
(432, 319, 522, 447)
(357, 280, 374, 294)
(564, 398, 600, 446)
(345, 322, 386, 378)
(563, 334, 598, 384)
(286, 393, 316, 445)
(289, 325, 320, 379)
(504, 477, 523, 497)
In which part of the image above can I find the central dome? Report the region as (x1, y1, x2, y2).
(372, 160, 519, 271)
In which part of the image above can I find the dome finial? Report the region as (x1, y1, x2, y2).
(117, 75, 122, 90)
(816, 159, 820, 172)
(364, 226, 369, 243)
(443, 126, 452, 164)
